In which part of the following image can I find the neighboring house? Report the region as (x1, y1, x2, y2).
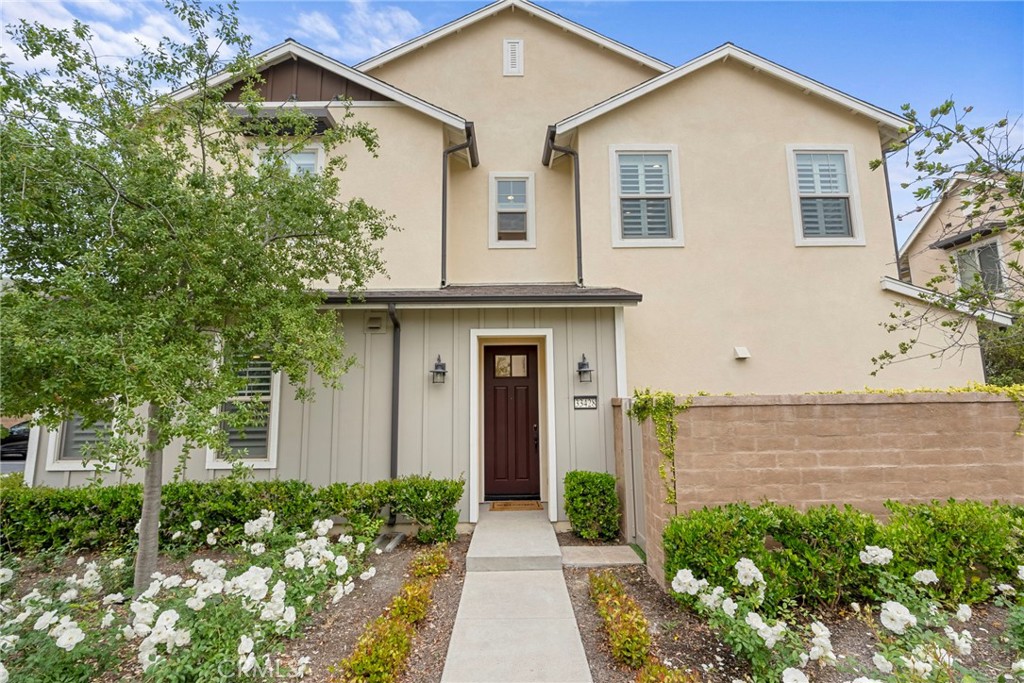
(24, 0, 991, 523)
(901, 175, 1021, 303)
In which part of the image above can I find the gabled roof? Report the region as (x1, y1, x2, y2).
(355, 0, 671, 74)
(880, 276, 1015, 326)
(549, 43, 910, 152)
(898, 175, 1009, 258)
(169, 39, 469, 133)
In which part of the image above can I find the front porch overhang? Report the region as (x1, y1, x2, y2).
(324, 283, 643, 309)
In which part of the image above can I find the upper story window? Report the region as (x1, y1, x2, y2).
(503, 39, 524, 76)
(956, 240, 1003, 292)
(206, 354, 281, 470)
(787, 145, 865, 246)
(489, 172, 536, 248)
(609, 145, 683, 248)
(255, 146, 323, 175)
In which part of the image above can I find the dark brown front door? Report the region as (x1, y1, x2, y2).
(483, 345, 540, 499)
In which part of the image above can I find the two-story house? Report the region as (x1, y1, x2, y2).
(25, 0, 989, 523)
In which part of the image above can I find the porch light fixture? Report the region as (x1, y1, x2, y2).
(431, 355, 448, 384)
(576, 354, 593, 383)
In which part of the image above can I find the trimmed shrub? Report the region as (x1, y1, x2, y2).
(663, 500, 1024, 615)
(589, 570, 651, 669)
(564, 470, 620, 541)
(880, 499, 1023, 603)
(636, 663, 700, 683)
(1, 474, 465, 553)
(409, 544, 449, 579)
(389, 475, 465, 543)
(335, 615, 414, 683)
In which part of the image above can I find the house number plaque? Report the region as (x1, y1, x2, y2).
(573, 396, 598, 410)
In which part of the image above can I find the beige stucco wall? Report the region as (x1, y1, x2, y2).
(367, 7, 659, 285)
(566, 59, 984, 393)
(28, 306, 621, 521)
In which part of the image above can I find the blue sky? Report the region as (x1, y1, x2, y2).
(3, 1, 1022, 244)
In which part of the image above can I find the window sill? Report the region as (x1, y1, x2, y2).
(612, 238, 684, 249)
(205, 459, 277, 471)
(795, 237, 866, 247)
(489, 241, 537, 250)
(45, 460, 116, 473)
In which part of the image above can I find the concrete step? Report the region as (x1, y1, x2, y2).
(466, 509, 562, 572)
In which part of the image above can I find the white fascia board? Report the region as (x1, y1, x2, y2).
(356, 0, 671, 73)
(880, 276, 1015, 327)
(167, 41, 467, 132)
(555, 44, 908, 138)
(323, 300, 641, 310)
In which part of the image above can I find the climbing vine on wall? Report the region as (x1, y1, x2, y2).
(627, 389, 698, 512)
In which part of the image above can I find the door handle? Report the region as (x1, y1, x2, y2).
(533, 424, 539, 451)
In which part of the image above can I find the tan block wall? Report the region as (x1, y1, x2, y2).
(626, 393, 1024, 587)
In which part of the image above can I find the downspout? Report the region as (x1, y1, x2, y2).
(543, 126, 584, 286)
(387, 303, 401, 526)
(882, 154, 903, 280)
(441, 122, 478, 287)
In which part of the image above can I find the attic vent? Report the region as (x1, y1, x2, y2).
(504, 39, 524, 76)
(364, 313, 386, 334)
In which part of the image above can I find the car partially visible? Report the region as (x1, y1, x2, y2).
(1, 421, 30, 473)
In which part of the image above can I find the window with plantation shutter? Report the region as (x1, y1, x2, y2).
(956, 241, 1003, 292)
(207, 354, 280, 469)
(609, 147, 682, 247)
(787, 146, 864, 246)
(45, 415, 113, 472)
(503, 39, 523, 76)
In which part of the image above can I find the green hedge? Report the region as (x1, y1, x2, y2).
(663, 500, 1023, 615)
(0, 473, 464, 553)
(564, 470, 620, 541)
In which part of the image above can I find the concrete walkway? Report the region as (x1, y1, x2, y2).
(441, 509, 592, 683)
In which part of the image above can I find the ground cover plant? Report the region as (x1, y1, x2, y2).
(663, 500, 1024, 682)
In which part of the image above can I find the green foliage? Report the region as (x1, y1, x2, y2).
(635, 662, 699, 683)
(589, 570, 652, 669)
(564, 470, 621, 541)
(409, 545, 450, 579)
(333, 544, 450, 683)
(1, 475, 465, 553)
(389, 578, 433, 624)
(388, 475, 465, 544)
(627, 389, 695, 509)
(664, 500, 1021, 617)
(880, 499, 1023, 604)
(1006, 603, 1024, 654)
(982, 321, 1024, 386)
(317, 481, 392, 540)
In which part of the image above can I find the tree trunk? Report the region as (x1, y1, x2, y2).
(133, 403, 163, 595)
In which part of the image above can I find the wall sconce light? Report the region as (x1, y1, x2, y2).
(431, 355, 448, 384)
(576, 354, 593, 383)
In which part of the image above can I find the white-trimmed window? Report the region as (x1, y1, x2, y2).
(956, 240, 1004, 291)
(45, 416, 110, 472)
(255, 145, 324, 176)
(489, 172, 536, 248)
(787, 145, 864, 246)
(503, 39, 524, 76)
(609, 145, 683, 247)
(206, 355, 281, 470)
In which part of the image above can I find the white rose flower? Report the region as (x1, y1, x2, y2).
(190, 520, 202, 530)
(999, 583, 1017, 595)
(872, 653, 894, 674)
(109, 558, 126, 570)
(955, 604, 972, 622)
(0, 661, 8, 683)
(781, 668, 807, 683)
(249, 543, 266, 556)
(171, 531, 182, 540)
(1018, 566, 1024, 582)
(33, 610, 59, 631)
(285, 551, 306, 570)
(720, 597, 737, 618)
(0, 568, 12, 585)
(1013, 660, 1024, 673)
(850, 679, 882, 683)
(879, 601, 916, 634)
(912, 569, 939, 585)
(238, 634, 255, 655)
(295, 655, 312, 678)
(0, 635, 19, 653)
(58, 588, 78, 603)
(735, 557, 765, 586)
(859, 546, 893, 566)
(53, 625, 86, 652)
(185, 596, 206, 612)
(206, 533, 218, 546)
(101, 610, 115, 628)
(239, 652, 257, 674)
(360, 566, 376, 581)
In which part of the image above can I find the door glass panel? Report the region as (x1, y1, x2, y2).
(511, 355, 528, 377)
(494, 355, 511, 377)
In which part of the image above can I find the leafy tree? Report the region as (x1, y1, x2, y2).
(871, 101, 1022, 382)
(0, 0, 393, 591)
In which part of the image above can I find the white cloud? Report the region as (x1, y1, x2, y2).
(292, 10, 341, 45)
(66, 0, 132, 22)
(287, 0, 422, 63)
